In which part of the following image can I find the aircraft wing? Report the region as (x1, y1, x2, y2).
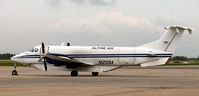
(43, 54, 94, 66)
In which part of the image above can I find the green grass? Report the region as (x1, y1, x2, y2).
(166, 60, 199, 66)
(0, 60, 26, 66)
(164, 64, 199, 67)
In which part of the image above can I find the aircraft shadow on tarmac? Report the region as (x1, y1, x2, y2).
(19, 74, 166, 78)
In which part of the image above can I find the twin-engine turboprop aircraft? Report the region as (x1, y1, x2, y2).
(11, 26, 192, 76)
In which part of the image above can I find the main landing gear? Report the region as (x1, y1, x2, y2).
(12, 63, 18, 75)
(70, 71, 99, 76)
(71, 71, 78, 76)
(92, 72, 99, 76)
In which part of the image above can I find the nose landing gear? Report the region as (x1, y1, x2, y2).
(12, 63, 18, 75)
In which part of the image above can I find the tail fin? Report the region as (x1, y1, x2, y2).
(139, 26, 192, 52)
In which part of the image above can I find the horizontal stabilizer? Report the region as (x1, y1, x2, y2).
(164, 26, 193, 34)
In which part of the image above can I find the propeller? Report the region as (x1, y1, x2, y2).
(42, 42, 45, 54)
(43, 58, 47, 71)
(41, 42, 47, 71)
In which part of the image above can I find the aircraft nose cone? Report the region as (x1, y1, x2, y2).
(11, 55, 20, 62)
(11, 56, 16, 61)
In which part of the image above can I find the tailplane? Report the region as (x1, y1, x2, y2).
(139, 26, 192, 52)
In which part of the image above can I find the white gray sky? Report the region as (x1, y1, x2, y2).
(0, 0, 198, 57)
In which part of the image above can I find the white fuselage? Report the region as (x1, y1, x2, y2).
(11, 45, 172, 72)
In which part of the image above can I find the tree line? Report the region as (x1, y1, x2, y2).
(171, 56, 199, 61)
(0, 53, 15, 60)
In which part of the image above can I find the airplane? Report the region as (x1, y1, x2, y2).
(11, 26, 192, 76)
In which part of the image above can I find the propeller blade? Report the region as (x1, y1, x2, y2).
(44, 59, 47, 71)
(41, 42, 47, 71)
(42, 42, 45, 54)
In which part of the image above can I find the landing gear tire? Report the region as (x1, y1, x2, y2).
(12, 62, 18, 75)
(12, 70, 18, 75)
(92, 72, 99, 76)
(71, 71, 78, 76)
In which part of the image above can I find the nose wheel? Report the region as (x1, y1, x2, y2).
(12, 63, 18, 75)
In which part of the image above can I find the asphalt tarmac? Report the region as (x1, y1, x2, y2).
(1, 66, 199, 96)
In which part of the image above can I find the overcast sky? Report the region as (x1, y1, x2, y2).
(0, 0, 198, 57)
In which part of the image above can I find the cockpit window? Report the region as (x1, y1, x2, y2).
(29, 48, 34, 52)
(34, 48, 39, 52)
(28, 48, 39, 52)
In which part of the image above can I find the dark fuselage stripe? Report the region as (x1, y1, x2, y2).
(18, 53, 172, 59)
(49, 53, 172, 58)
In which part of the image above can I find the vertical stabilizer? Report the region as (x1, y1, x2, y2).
(139, 26, 192, 52)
